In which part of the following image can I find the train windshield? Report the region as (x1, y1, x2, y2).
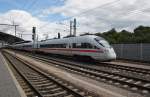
(95, 37, 111, 48)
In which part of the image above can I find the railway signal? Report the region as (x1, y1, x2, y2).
(70, 21, 73, 36)
(73, 18, 76, 36)
(32, 27, 36, 41)
(58, 33, 60, 39)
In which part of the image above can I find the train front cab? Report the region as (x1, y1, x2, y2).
(93, 37, 116, 61)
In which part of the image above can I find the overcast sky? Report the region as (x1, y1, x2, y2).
(0, 0, 150, 40)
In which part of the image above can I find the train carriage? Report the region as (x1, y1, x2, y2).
(10, 35, 116, 61)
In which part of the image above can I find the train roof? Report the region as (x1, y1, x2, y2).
(11, 35, 105, 46)
(40, 35, 102, 43)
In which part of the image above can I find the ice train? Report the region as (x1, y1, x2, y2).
(11, 35, 116, 61)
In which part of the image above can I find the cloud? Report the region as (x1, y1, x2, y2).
(42, 0, 150, 34)
(1, 0, 150, 41)
(43, 0, 116, 16)
(0, 10, 69, 41)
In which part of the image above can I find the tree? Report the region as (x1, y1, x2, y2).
(63, 25, 150, 43)
(102, 28, 119, 43)
(117, 30, 133, 43)
(134, 25, 150, 43)
(134, 25, 150, 36)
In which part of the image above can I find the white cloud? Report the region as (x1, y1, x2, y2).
(43, 0, 116, 16)
(42, 0, 150, 34)
(0, 10, 69, 41)
(1, 0, 150, 41)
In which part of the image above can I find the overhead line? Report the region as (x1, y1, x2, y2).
(15, 0, 39, 27)
(39, 0, 150, 30)
(39, 0, 122, 29)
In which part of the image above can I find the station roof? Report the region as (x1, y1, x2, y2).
(0, 32, 24, 44)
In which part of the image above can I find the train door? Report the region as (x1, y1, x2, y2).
(69, 42, 73, 56)
(64, 42, 71, 56)
(65, 40, 72, 56)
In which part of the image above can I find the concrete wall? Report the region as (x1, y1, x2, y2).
(112, 44, 150, 62)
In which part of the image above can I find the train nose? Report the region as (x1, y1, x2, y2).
(106, 47, 116, 60)
(109, 50, 116, 59)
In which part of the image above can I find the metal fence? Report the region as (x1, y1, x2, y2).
(112, 43, 150, 62)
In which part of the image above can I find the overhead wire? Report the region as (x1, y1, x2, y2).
(37, 0, 150, 37)
(7, 0, 150, 39)
(0, 0, 40, 37)
(39, 0, 122, 30)
(40, 0, 150, 37)
(14, 0, 41, 36)
(24, 0, 65, 27)
(76, 5, 150, 30)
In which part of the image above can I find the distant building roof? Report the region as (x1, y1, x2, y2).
(0, 32, 24, 44)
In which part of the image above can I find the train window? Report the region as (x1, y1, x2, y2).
(40, 44, 67, 48)
(81, 43, 93, 48)
(95, 38, 104, 47)
(23, 45, 32, 48)
(100, 40, 110, 48)
(72, 43, 82, 48)
(72, 43, 93, 48)
(94, 46, 99, 49)
(40, 44, 48, 48)
(55, 44, 66, 48)
(72, 43, 76, 48)
(95, 38, 110, 48)
(69, 45, 71, 48)
(76, 43, 82, 48)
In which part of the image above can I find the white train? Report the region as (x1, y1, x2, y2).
(11, 35, 116, 61)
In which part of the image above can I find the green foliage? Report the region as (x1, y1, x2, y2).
(94, 26, 150, 43)
(134, 26, 150, 36)
(79, 25, 150, 43)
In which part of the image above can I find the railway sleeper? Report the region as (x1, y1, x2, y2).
(43, 90, 67, 97)
(33, 82, 55, 87)
(36, 85, 58, 90)
(37, 86, 62, 92)
(39, 89, 64, 94)
(30, 80, 50, 84)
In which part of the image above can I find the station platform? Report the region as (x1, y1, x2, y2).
(0, 52, 25, 97)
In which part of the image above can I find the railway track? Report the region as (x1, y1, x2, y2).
(4, 54, 38, 97)
(20, 51, 150, 81)
(115, 59, 150, 66)
(3, 52, 95, 97)
(14, 51, 150, 96)
(19, 51, 150, 77)
(37, 52, 150, 81)
(100, 62, 150, 76)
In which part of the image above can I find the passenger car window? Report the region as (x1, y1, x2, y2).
(81, 43, 93, 48)
(40, 44, 67, 48)
(94, 46, 99, 49)
(76, 43, 82, 48)
(72, 43, 93, 48)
